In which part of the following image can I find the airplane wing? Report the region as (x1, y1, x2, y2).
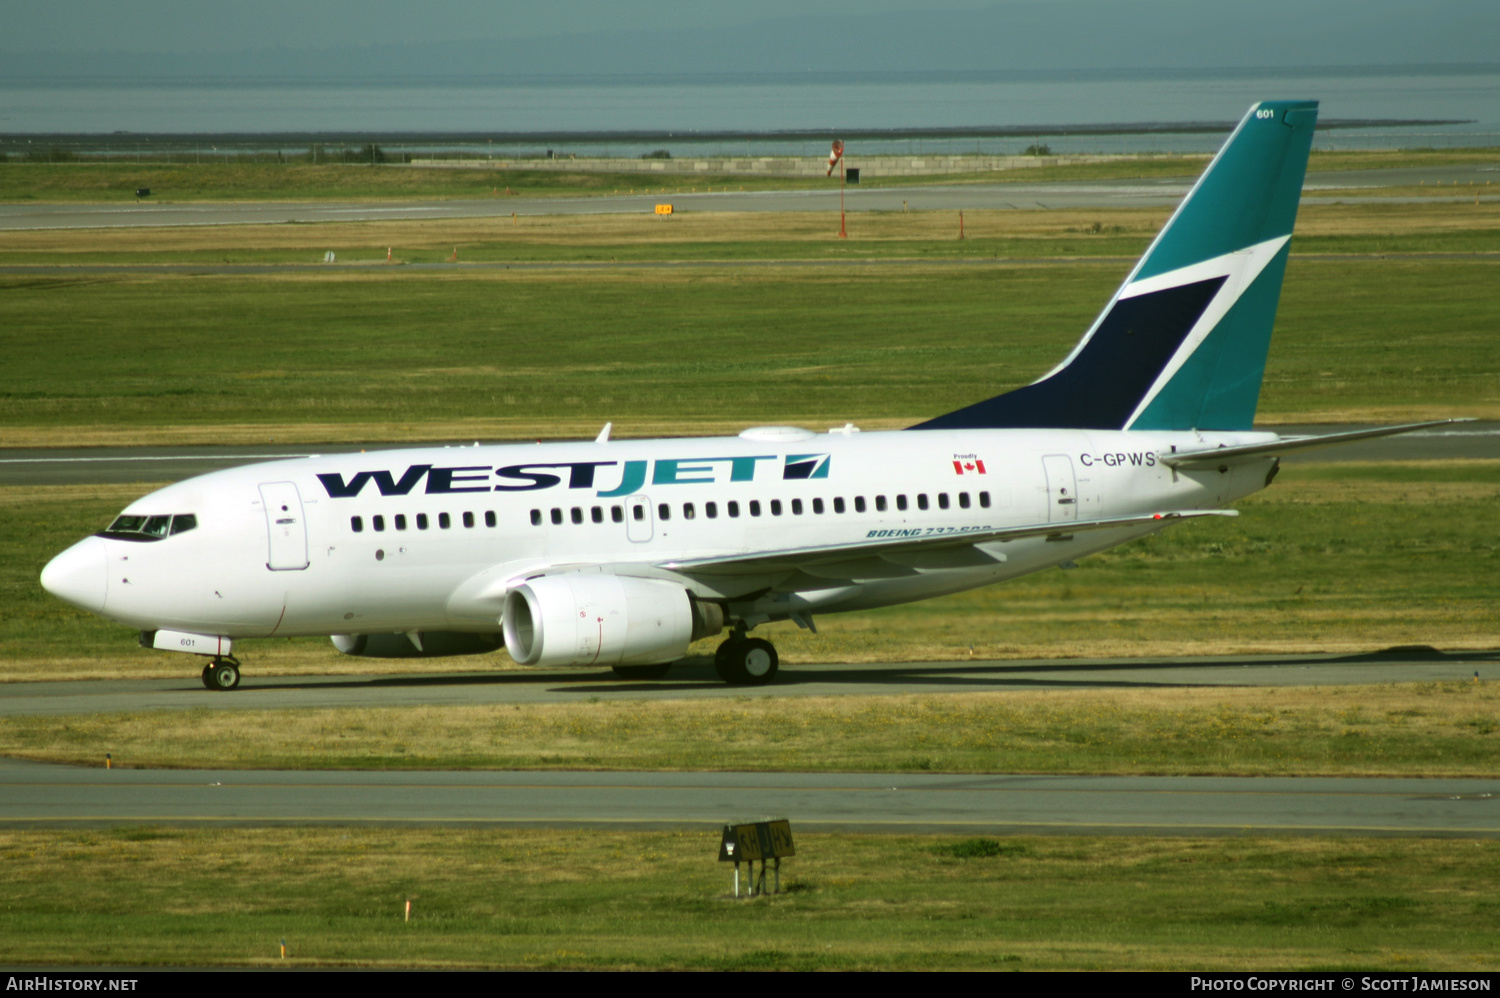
(660, 508, 1237, 578)
(1160, 419, 1472, 469)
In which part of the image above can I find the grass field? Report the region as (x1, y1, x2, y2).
(3, 681, 1495, 775)
(2, 237, 1497, 448)
(2, 828, 1496, 970)
(4, 187, 1498, 970)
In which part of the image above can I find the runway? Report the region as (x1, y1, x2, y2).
(1, 163, 1494, 231)
(2, 758, 1494, 835)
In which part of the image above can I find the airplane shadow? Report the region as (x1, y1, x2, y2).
(237, 645, 1500, 696)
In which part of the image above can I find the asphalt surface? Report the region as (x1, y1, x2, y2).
(2, 423, 1494, 487)
(4, 650, 1496, 717)
(2, 757, 1494, 835)
(1, 163, 1495, 231)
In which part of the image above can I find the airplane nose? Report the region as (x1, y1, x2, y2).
(40, 536, 108, 615)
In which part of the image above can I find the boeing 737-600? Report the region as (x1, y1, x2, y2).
(40, 100, 1459, 689)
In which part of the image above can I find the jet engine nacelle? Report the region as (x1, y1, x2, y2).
(331, 631, 504, 658)
(502, 574, 722, 668)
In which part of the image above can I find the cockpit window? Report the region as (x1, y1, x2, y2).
(99, 513, 199, 542)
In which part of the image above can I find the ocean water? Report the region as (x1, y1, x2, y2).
(2, 67, 1495, 156)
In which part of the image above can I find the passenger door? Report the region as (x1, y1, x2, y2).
(259, 481, 310, 570)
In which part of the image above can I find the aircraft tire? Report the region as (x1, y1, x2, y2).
(204, 659, 240, 691)
(611, 663, 673, 680)
(713, 637, 778, 686)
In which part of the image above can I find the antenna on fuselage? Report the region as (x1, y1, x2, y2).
(596, 422, 613, 444)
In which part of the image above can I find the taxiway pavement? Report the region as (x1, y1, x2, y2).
(2, 758, 1494, 836)
(3, 650, 1496, 718)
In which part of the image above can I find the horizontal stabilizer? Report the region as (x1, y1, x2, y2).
(662, 509, 1237, 578)
(1159, 419, 1473, 468)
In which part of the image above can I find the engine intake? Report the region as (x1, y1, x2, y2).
(503, 574, 721, 668)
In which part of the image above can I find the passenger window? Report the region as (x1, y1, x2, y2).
(591, 506, 604, 524)
(853, 496, 865, 513)
(770, 499, 782, 516)
(440, 512, 452, 529)
(917, 494, 929, 511)
(373, 515, 386, 532)
(530, 509, 542, 526)
(749, 500, 761, 517)
(938, 493, 950, 510)
(875, 496, 887, 512)
(395, 514, 407, 531)
(351, 516, 364, 533)
(632, 505, 644, 521)
(612, 506, 624, 523)
(485, 510, 497, 527)
(658, 503, 671, 521)
(684, 503, 696, 520)
(571, 507, 584, 524)
(979, 491, 991, 508)
(959, 492, 971, 509)
(791, 498, 803, 515)
(551, 508, 563, 525)
(706, 501, 718, 519)
(728, 501, 740, 518)
(170, 514, 197, 535)
(833, 497, 846, 514)
(896, 495, 908, 511)
(812, 498, 824, 514)
(417, 513, 429, 530)
(463, 511, 475, 528)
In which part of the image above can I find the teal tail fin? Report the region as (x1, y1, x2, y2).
(913, 100, 1318, 433)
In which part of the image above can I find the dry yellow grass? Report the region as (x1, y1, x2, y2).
(2, 201, 1494, 257)
(3, 682, 1494, 775)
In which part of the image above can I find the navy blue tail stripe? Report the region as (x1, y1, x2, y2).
(912, 277, 1226, 431)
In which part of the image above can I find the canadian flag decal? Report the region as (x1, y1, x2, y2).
(953, 456, 987, 475)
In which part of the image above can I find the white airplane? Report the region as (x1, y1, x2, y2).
(40, 100, 1457, 691)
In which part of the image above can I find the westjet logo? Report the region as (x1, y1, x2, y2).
(317, 454, 830, 500)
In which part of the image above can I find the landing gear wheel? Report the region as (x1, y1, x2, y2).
(713, 637, 778, 686)
(611, 663, 673, 680)
(202, 658, 240, 691)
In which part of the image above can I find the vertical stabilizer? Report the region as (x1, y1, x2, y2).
(912, 100, 1318, 433)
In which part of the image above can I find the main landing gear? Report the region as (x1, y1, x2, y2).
(713, 634, 779, 686)
(201, 656, 241, 691)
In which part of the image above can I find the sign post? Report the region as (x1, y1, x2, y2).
(827, 140, 846, 239)
(719, 819, 795, 897)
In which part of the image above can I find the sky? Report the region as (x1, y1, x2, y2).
(7, 1, 995, 54)
(5, 0, 1496, 76)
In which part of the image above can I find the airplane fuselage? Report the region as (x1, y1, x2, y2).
(47, 426, 1276, 643)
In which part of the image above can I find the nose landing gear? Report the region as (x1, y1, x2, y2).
(201, 656, 241, 691)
